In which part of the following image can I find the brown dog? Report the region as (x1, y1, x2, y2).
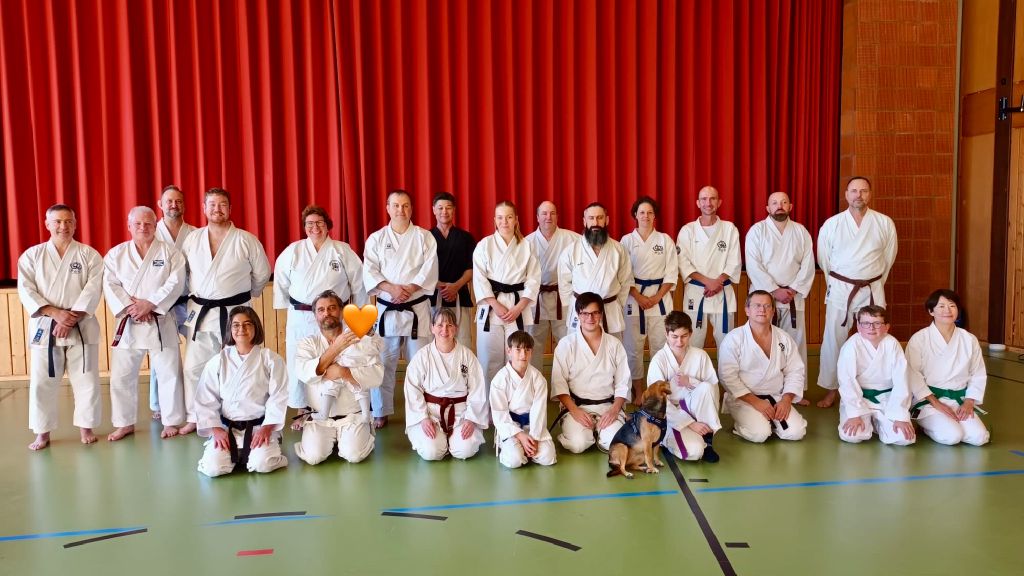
(607, 381, 671, 479)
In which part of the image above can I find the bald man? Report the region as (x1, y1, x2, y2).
(525, 201, 580, 375)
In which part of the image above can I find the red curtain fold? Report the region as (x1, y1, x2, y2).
(0, 0, 841, 280)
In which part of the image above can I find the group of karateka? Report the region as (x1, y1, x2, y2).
(17, 177, 990, 477)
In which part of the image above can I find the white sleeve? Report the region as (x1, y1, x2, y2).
(272, 245, 293, 309)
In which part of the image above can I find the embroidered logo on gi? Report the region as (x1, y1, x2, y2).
(330, 259, 341, 272)
(385, 241, 393, 250)
(779, 342, 786, 353)
(716, 240, 727, 252)
(153, 259, 165, 267)
(32, 328, 44, 345)
(626, 304, 633, 315)
(676, 246, 681, 255)
(653, 244, 664, 254)
(687, 298, 694, 310)
(460, 364, 469, 376)
(69, 262, 83, 274)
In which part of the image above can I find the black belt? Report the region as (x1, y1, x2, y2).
(376, 294, 430, 338)
(189, 290, 252, 341)
(291, 407, 361, 421)
(633, 277, 667, 335)
(510, 411, 531, 427)
(550, 392, 615, 432)
(533, 284, 561, 323)
(289, 296, 313, 311)
(484, 279, 526, 332)
(573, 292, 617, 332)
(773, 287, 798, 329)
(755, 394, 789, 430)
(173, 294, 190, 308)
(47, 322, 86, 378)
(220, 415, 266, 472)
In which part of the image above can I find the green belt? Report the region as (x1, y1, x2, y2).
(861, 387, 891, 404)
(911, 386, 980, 414)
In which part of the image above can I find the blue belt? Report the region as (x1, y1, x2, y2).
(634, 277, 667, 335)
(687, 279, 732, 334)
(510, 411, 531, 427)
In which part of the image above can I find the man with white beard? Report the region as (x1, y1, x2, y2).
(525, 201, 580, 375)
(103, 206, 187, 440)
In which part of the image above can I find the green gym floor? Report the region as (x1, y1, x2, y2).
(1, 350, 1023, 576)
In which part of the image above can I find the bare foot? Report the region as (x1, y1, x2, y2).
(796, 398, 810, 406)
(160, 426, 179, 439)
(29, 432, 51, 451)
(816, 389, 838, 408)
(290, 416, 307, 431)
(178, 422, 197, 435)
(107, 425, 135, 442)
(151, 411, 161, 420)
(373, 416, 388, 429)
(80, 428, 98, 444)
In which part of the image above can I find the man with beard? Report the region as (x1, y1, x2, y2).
(557, 202, 632, 341)
(525, 201, 580, 375)
(676, 186, 742, 349)
(816, 177, 897, 408)
(179, 188, 271, 434)
(429, 192, 475, 348)
(744, 192, 815, 372)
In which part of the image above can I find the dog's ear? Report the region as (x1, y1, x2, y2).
(654, 381, 671, 398)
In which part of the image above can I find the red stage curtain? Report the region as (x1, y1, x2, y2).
(0, 0, 841, 280)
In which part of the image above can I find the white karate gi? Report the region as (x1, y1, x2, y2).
(404, 342, 489, 460)
(489, 363, 556, 468)
(836, 334, 914, 445)
(621, 230, 678, 380)
(472, 233, 541, 384)
(194, 345, 288, 476)
(525, 227, 580, 374)
(103, 239, 187, 428)
(150, 220, 196, 412)
(293, 334, 383, 464)
(744, 217, 815, 368)
(906, 325, 989, 446)
(274, 238, 366, 408)
(647, 345, 721, 460)
(557, 236, 632, 337)
(676, 219, 742, 349)
(18, 240, 104, 434)
(816, 209, 897, 390)
(550, 331, 630, 453)
(180, 225, 271, 423)
(718, 324, 807, 442)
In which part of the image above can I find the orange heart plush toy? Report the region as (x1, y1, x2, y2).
(343, 304, 378, 337)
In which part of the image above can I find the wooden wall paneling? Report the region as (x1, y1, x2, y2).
(0, 294, 12, 376)
(1008, 130, 1024, 347)
(8, 292, 27, 376)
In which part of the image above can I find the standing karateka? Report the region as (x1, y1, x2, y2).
(558, 203, 632, 340)
(489, 331, 557, 468)
(473, 201, 541, 383)
(525, 201, 580, 375)
(293, 290, 383, 465)
(404, 308, 489, 460)
(646, 312, 721, 462)
(18, 205, 104, 450)
(816, 176, 898, 408)
(718, 291, 808, 443)
(150, 185, 196, 420)
(836, 305, 915, 445)
(621, 196, 677, 402)
(744, 191, 815, 370)
(274, 205, 366, 412)
(429, 192, 476, 348)
(103, 207, 187, 441)
(550, 292, 630, 453)
(906, 289, 990, 446)
(180, 188, 271, 435)
(363, 189, 439, 429)
(194, 306, 288, 476)
(676, 186, 742, 349)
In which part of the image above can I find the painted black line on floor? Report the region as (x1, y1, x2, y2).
(380, 511, 447, 521)
(234, 511, 306, 520)
(689, 478, 710, 482)
(662, 447, 737, 576)
(725, 542, 750, 549)
(63, 528, 147, 548)
(515, 530, 581, 551)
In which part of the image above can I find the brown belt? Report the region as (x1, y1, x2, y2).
(828, 271, 883, 326)
(534, 284, 562, 323)
(573, 292, 616, 332)
(423, 391, 469, 437)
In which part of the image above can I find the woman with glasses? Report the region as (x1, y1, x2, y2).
(273, 205, 366, 416)
(194, 306, 289, 477)
(905, 289, 989, 446)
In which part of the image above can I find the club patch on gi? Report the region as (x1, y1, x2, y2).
(460, 364, 469, 376)
(153, 259, 165, 267)
(716, 240, 727, 252)
(330, 259, 341, 272)
(69, 262, 83, 274)
(779, 342, 786, 353)
(687, 298, 694, 310)
(384, 241, 393, 250)
(653, 244, 664, 254)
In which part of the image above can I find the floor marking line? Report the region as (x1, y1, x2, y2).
(515, 530, 581, 551)
(380, 511, 447, 521)
(237, 549, 274, 556)
(382, 490, 677, 513)
(234, 511, 306, 520)
(204, 515, 327, 527)
(63, 528, 147, 548)
(725, 542, 750, 549)
(697, 469, 1024, 494)
(663, 447, 737, 576)
(690, 478, 710, 482)
(1010, 451, 1024, 458)
(0, 526, 147, 543)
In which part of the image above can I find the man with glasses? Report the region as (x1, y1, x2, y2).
(718, 290, 808, 443)
(274, 205, 366, 414)
(816, 176, 898, 408)
(835, 305, 915, 445)
(550, 292, 630, 453)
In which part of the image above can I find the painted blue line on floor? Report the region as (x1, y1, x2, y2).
(204, 515, 328, 527)
(384, 490, 678, 513)
(1010, 450, 1024, 458)
(696, 469, 1024, 494)
(0, 526, 146, 543)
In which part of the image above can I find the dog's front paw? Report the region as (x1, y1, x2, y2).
(625, 471, 635, 479)
(654, 458, 665, 467)
(645, 466, 659, 474)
